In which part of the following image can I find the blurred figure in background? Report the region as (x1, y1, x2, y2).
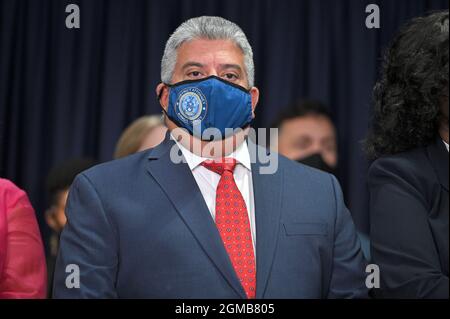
(0, 178, 46, 298)
(272, 99, 338, 174)
(45, 158, 96, 297)
(271, 99, 373, 259)
(114, 115, 167, 159)
(366, 11, 448, 298)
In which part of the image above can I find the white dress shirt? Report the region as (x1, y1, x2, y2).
(173, 135, 257, 253)
(443, 140, 449, 152)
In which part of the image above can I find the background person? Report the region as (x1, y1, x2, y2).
(114, 115, 167, 159)
(44, 158, 96, 297)
(0, 179, 47, 298)
(272, 99, 337, 174)
(366, 10, 449, 298)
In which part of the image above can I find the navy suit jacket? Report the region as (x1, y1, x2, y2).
(369, 137, 449, 298)
(53, 136, 368, 298)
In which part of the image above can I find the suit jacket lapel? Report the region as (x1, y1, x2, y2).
(427, 137, 449, 192)
(249, 141, 284, 298)
(145, 136, 247, 298)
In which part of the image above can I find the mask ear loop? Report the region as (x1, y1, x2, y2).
(157, 83, 170, 118)
(156, 84, 187, 131)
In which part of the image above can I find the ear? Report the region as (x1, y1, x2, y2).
(156, 83, 169, 111)
(249, 87, 259, 117)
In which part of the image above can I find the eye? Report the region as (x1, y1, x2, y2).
(222, 73, 238, 81)
(187, 71, 202, 78)
(294, 137, 311, 150)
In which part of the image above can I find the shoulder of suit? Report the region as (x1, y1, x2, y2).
(369, 146, 429, 172)
(368, 146, 435, 188)
(79, 150, 151, 183)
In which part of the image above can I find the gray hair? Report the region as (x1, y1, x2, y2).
(161, 16, 255, 87)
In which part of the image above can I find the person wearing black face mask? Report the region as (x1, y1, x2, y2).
(298, 153, 335, 175)
(272, 99, 338, 175)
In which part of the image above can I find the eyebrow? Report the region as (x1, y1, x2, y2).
(219, 64, 243, 73)
(181, 62, 243, 73)
(181, 62, 204, 71)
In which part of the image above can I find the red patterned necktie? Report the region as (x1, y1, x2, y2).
(201, 158, 256, 299)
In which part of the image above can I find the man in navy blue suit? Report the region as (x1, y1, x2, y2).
(53, 16, 368, 299)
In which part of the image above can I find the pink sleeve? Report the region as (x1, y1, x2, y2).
(0, 179, 47, 299)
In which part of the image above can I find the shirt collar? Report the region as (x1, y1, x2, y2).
(171, 133, 252, 171)
(443, 140, 449, 152)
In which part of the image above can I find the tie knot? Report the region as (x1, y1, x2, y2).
(201, 158, 237, 175)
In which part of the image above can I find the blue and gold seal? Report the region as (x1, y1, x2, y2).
(176, 87, 207, 124)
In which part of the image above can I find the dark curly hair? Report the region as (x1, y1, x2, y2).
(365, 10, 449, 160)
(271, 99, 332, 129)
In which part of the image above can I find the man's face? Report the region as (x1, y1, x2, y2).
(277, 115, 338, 168)
(157, 38, 259, 132)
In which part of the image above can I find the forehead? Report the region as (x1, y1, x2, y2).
(175, 38, 245, 66)
(281, 115, 336, 138)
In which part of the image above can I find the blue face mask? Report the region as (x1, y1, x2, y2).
(161, 76, 253, 140)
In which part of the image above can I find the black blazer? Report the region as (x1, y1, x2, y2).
(368, 137, 449, 299)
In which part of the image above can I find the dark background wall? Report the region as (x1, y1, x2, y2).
(1, 0, 448, 250)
